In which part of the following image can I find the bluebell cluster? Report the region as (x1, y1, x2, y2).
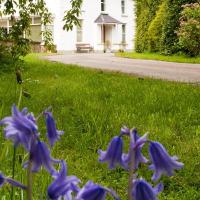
(0, 105, 184, 200)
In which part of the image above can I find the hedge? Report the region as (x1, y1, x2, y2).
(135, 0, 198, 55)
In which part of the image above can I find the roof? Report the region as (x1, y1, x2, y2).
(94, 14, 122, 24)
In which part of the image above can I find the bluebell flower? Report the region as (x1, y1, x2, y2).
(44, 112, 64, 147)
(0, 173, 27, 190)
(0, 105, 38, 151)
(0, 173, 5, 187)
(122, 129, 148, 170)
(98, 136, 126, 169)
(75, 181, 120, 200)
(48, 161, 80, 200)
(24, 140, 60, 175)
(120, 126, 130, 136)
(149, 141, 184, 181)
(132, 179, 163, 200)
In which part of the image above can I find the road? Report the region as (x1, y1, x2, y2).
(44, 53, 200, 82)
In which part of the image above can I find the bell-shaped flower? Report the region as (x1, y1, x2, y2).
(120, 126, 130, 136)
(24, 140, 60, 175)
(0, 173, 27, 190)
(75, 181, 120, 200)
(122, 129, 148, 170)
(48, 161, 80, 200)
(44, 112, 64, 147)
(132, 179, 163, 200)
(149, 141, 184, 181)
(0, 105, 38, 151)
(98, 136, 126, 169)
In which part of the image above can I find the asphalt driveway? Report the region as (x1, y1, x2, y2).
(44, 53, 200, 83)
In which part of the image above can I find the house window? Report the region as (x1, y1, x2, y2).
(0, 16, 43, 42)
(101, 0, 106, 12)
(121, 0, 125, 14)
(29, 25, 42, 42)
(0, 19, 7, 28)
(122, 24, 126, 43)
(26, 16, 42, 42)
(0, 19, 9, 35)
(77, 20, 83, 42)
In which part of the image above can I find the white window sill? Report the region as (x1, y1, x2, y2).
(121, 14, 128, 17)
(101, 11, 108, 14)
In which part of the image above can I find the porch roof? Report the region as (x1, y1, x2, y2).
(94, 14, 123, 24)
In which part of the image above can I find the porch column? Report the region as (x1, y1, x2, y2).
(115, 24, 119, 46)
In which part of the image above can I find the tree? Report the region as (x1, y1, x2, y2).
(0, 0, 82, 69)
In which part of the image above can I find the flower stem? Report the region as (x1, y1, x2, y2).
(11, 146, 16, 200)
(128, 130, 136, 200)
(17, 85, 23, 108)
(27, 160, 33, 200)
(36, 106, 52, 121)
(11, 85, 23, 200)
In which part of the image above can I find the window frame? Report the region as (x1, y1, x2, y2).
(121, 0, 126, 14)
(122, 24, 126, 43)
(101, 0, 106, 12)
(76, 20, 83, 43)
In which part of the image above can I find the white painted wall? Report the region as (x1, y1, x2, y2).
(45, 0, 136, 52)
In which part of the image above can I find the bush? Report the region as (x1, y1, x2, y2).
(0, 40, 28, 73)
(135, 0, 197, 54)
(161, 0, 196, 54)
(0, 44, 14, 72)
(147, 1, 167, 52)
(177, 3, 200, 56)
(135, 0, 162, 52)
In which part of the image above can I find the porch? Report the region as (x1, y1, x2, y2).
(94, 14, 127, 52)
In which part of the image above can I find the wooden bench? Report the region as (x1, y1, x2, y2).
(76, 43, 94, 53)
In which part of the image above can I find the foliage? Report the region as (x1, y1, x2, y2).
(0, 55, 200, 199)
(147, 1, 167, 52)
(42, 28, 56, 52)
(0, 44, 14, 72)
(161, 0, 197, 54)
(63, 0, 83, 31)
(116, 51, 200, 63)
(135, 0, 162, 52)
(0, 0, 82, 70)
(135, 0, 198, 55)
(177, 3, 200, 56)
(0, 0, 52, 70)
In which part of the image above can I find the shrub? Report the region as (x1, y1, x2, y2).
(135, 0, 162, 52)
(147, 1, 167, 52)
(0, 44, 14, 72)
(177, 3, 200, 56)
(161, 0, 196, 54)
(135, 0, 197, 54)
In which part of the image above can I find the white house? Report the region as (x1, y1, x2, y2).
(0, 0, 136, 52)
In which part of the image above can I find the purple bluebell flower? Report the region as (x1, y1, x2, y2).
(44, 112, 64, 147)
(122, 129, 148, 170)
(48, 161, 80, 200)
(149, 141, 184, 181)
(0, 173, 27, 190)
(75, 181, 120, 200)
(132, 179, 163, 200)
(24, 140, 60, 175)
(0, 105, 38, 151)
(0, 173, 5, 187)
(98, 136, 126, 169)
(120, 126, 130, 136)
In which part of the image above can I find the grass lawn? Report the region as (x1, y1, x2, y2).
(0, 54, 200, 199)
(116, 52, 200, 64)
